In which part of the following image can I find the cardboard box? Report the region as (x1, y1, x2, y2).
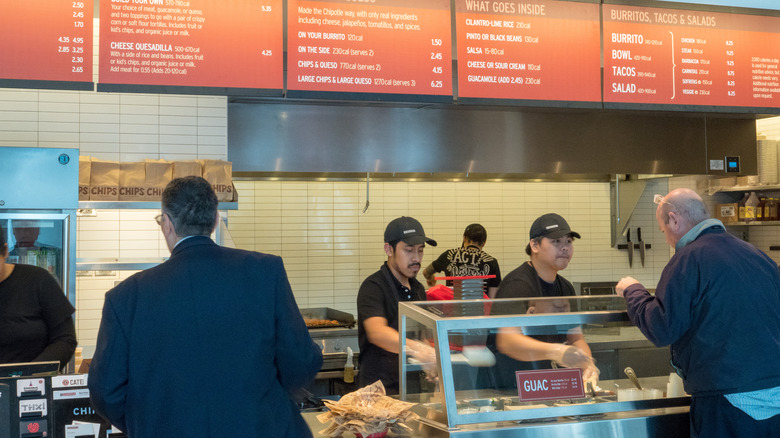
(716, 203, 739, 223)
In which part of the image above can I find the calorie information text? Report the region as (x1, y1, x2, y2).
(99, 0, 283, 90)
(0, 0, 93, 83)
(455, 0, 601, 102)
(287, 0, 452, 96)
(604, 5, 780, 108)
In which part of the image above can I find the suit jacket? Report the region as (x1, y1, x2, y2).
(88, 236, 322, 437)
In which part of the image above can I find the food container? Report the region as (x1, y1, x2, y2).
(300, 307, 356, 329)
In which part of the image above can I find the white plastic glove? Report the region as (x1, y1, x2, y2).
(550, 344, 594, 369)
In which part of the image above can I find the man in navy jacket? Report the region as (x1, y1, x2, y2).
(617, 188, 780, 438)
(89, 176, 322, 437)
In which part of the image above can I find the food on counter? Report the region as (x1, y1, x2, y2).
(304, 318, 341, 327)
(317, 380, 418, 437)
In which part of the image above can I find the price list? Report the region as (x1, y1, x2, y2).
(603, 5, 780, 109)
(455, 0, 600, 103)
(98, 0, 283, 92)
(287, 0, 452, 97)
(0, 0, 93, 86)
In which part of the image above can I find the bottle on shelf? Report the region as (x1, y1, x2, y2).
(745, 192, 759, 223)
(757, 197, 767, 221)
(769, 198, 778, 222)
(738, 192, 749, 222)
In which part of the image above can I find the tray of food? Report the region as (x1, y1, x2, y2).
(300, 307, 356, 329)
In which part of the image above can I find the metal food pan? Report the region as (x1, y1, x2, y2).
(300, 307, 356, 329)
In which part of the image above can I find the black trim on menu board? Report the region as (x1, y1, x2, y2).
(0, 79, 94, 92)
(285, 89, 454, 104)
(604, 102, 780, 114)
(97, 84, 284, 97)
(456, 97, 603, 110)
(603, 0, 780, 17)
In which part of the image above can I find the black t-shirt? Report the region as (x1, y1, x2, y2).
(488, 262, 576, 389)
(0, 264, 76, 367)
(431, 246, 501, 289)
(356, 263, 426, 394)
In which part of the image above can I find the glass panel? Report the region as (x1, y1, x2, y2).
(399, 298, 687, 427)
(1, 218, 65, 286)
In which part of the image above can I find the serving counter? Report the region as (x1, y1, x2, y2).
(385, 296, 690, 437)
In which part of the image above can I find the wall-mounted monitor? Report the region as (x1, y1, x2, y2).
(603, 3, 780, 112)
(286, 0, 453, 102)
(0, 0, 94, 90)
(97, 0, 283, 95)
(454, 0, 601, 107)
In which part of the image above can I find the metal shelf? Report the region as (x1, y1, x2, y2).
(78, 201, 238, 210)
(76, 258, 167, 271)
(724, 221, 780, 226)
(712, 185, 780, 193)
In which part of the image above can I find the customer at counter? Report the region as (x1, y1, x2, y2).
(88, 177, 322, 438)
(357, 216, 438, 395)
(0, 227, 76, 369)
(489, 213, 598, 389)
(617, 189, 780, 438)
(423, 223, 502, 298)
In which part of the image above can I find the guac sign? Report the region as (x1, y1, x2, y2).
(515, 368, 585, 402)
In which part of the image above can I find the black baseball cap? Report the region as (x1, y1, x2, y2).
(526, 213, 580, 254)
(384, 216, 437, 246)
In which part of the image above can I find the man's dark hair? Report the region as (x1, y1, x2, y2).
(0, 226, 6, 250)
(387, 240, 401, 251)
(161, 176, 218, 237)
(464, 223, 487, 246)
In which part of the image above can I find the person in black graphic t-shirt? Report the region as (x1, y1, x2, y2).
(423, 223, 502, 298)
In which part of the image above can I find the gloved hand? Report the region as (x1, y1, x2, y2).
(550, 344, 595, 370)
(583, 364, 600, 389)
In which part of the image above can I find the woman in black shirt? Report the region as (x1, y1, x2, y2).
(0, 227, 76, 369)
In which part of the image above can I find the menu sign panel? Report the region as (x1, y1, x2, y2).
(603, 5, 780, 109)
(98, 0, 283, 93)
(0, 0, 93, 87)
(287, 0, 452, 98)
(455, 0, 600, 103)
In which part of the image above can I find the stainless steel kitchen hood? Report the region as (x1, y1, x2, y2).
(228, 102, 758, 178)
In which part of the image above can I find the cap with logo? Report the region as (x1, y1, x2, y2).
(526, 213, 580, 255)
(384, 216, 437, 247)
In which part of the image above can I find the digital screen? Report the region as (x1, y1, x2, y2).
(603, 4, 780, 110)
(455, 0, 601, 104)
(0, 0, 93, 89)
(287, 0, 453, 99)
(98, 0, 283, 94)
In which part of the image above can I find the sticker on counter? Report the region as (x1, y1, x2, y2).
(19, 398, 48, 417)
(17, 378, 45, 397)
(54, 389, 91, 400)
(515, 368, 584, 402)
(52, 374, 88, 389)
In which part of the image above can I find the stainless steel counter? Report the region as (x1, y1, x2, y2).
(302, 406, 690, 437)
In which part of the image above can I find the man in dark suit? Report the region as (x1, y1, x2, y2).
(88, 176, 322, 437)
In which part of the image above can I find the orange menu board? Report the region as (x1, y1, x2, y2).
(0, 0, 93, 88)
(455, 0, 600, 103)
(603, 5, 780, 109)
(287, 0, 452, 99)
(98, 0, 283, 93)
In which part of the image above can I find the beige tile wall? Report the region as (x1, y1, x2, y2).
(0, 87, 228, 349)
(228, 178, 673, 319)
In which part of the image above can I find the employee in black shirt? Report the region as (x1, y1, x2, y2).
(357, 216, 438, 394)
(490, 213, 598, 388)
(0, 227, 76, 369)
(423, 223, 502, 298)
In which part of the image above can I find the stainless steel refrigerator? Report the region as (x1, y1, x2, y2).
(0, 147, 78, 308)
